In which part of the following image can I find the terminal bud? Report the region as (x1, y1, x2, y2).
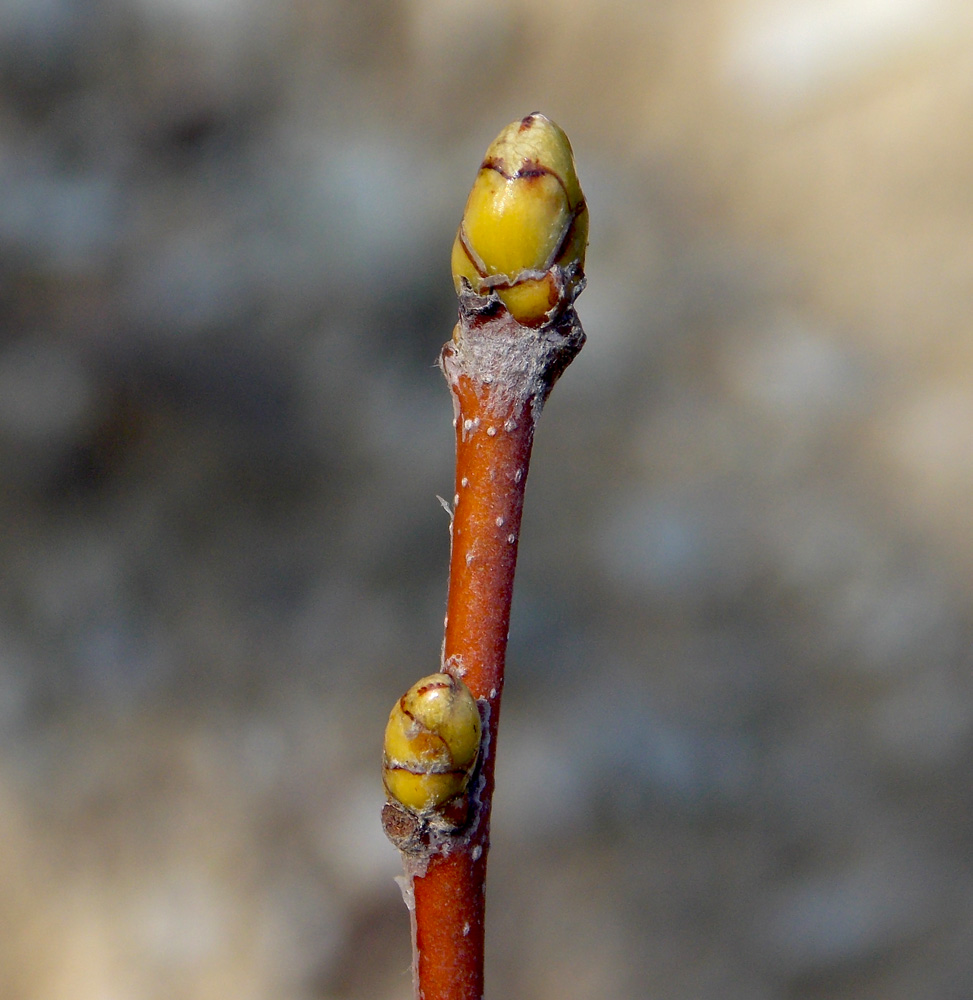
(451, 113, 587, 325)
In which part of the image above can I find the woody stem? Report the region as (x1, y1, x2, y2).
(409, 299, 583, 1000)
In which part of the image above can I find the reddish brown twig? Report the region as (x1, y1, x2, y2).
(382, 112, 587, 1000)
(405, 297, 583, 1000)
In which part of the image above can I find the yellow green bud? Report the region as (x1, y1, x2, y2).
(383, 673, 482, 814)
(452, 112, 588, 325)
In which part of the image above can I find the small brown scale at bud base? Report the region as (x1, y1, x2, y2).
(381, 795, 475, 858)
(382, 801, 425, 854)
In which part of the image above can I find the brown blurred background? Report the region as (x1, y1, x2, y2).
(2, 0, 973, 997)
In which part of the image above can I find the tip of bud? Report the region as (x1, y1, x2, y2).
(452, 114, 587, 325)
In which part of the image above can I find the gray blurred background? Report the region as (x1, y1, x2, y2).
(2, 0, 973, 997)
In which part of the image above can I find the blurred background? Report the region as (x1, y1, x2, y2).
(2, 0, 973, 997)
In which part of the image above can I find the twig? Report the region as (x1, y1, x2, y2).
(382, 113, 587, 1000)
